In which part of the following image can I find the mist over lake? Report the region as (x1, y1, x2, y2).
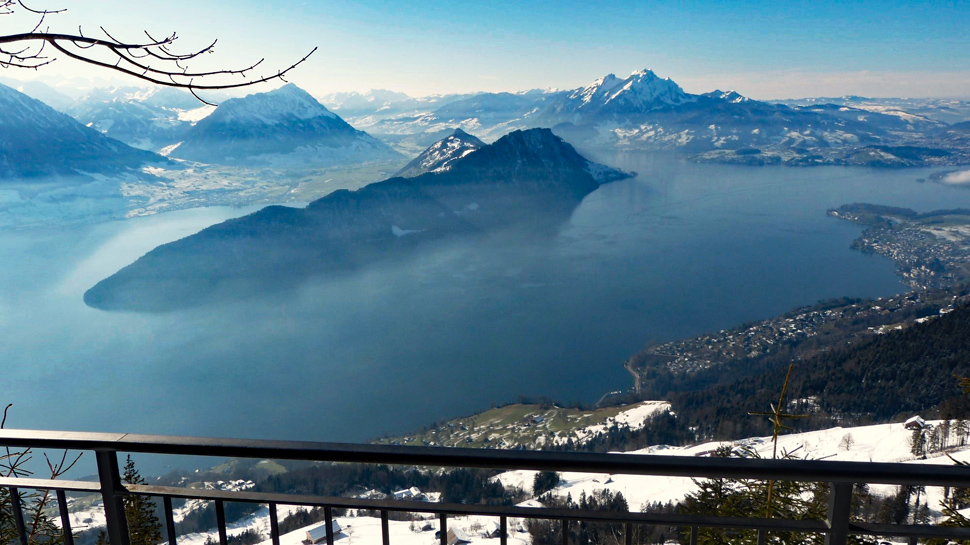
(3, 155, 967, 462)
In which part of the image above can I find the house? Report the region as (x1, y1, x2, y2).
(481, 520, 502, 539)
(447, 528, 472, 545)
(392, 486, 426, 501)
(904, 416, 926, 430)
(303, 521, 343, 545)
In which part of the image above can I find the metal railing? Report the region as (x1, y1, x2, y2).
(2, 429, 970, 545)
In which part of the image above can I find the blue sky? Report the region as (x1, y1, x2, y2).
(8, 0, 970, 98)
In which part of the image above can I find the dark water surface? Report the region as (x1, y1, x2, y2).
(2, 157, 966, 470)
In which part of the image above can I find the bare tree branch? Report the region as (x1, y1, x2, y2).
(0, 3, 316, 102)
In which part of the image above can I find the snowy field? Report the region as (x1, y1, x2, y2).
(496, 419, 966, 512)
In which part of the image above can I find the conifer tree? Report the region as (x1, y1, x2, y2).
(95, 456, 163, 545)
(123, 455, 163, 545)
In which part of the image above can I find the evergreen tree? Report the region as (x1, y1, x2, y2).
(533, 471, 561, 496)
(123, 456, 163, 545)
(96, 456, 163, 545)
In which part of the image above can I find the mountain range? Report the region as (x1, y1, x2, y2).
(83, 128, 632, 312)
(338, 69, 968, 167)
(0, 82, 160, 180)
(66, 86, 216, 151)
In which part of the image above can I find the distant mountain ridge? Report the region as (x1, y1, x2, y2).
(0, 82, 160, 179)
(84, 128, 632, 312)
(340, 69, 967, 167)
(66, 86, 212, 151)
(170, 84, 402, 166)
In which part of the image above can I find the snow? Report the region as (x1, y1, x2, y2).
(256, 513, 531, 545)
(178, 105, 217, 123)
(403, 131, 484, 176)
(496, 419, 970, 511)
(213, 84, 337, 125)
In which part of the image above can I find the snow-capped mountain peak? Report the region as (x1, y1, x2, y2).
(603, 68, 691, 109)
(394, 128, 486, 178)
(573, 73, 623, 105)
(212, 83, 337, 126)
(554, 69, 692, 118)
(706, 89, 750, 103)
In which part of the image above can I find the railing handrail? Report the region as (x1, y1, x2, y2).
(1, 428, 968, 487)
(3, 428, 970, 545)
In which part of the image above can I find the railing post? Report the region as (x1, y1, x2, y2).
(439, 513, 448, 545)
(561, 519, 569, 545)
(689, 525, 698, 545)
(500, 516, 508, 545)
(269, 503, 281, 545)
(325, 506, 335, 545)
(55, 489, 76, 545)
(9, 487, 30, 545)
(825, 482, 853, 545)
(96, 450, 131, 545)
(625, 522, 633, 545)
(381, 510, 390, 545)
(757, 529, 767, 545)
(215, 500, 228, 545)
(163, 496, 177, 545)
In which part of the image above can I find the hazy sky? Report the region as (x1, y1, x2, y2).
(5, 0, 969, 98)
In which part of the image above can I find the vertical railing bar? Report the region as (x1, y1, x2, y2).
(824, 482, 853, 545)
(325, 506, 335, 545)
(439, 513, 447, 545)
(269, 503, 281, 545)
(624, 522, 632, 545)
(561, 519, 568, 545)
(95, 450, 131, 545)
(689, 525, 698, 545)
(908, 537, 918, 545)
(9, 487, 30, 545)
(215, 500, 228, 545)
(163, 495, 177, 545)
(500, 515, 508, 545)
(56, 489, 75, 545)
(381, 510, 390, 545)
(757, 528, 767, 545)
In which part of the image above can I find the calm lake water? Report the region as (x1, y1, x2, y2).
(2, 156, 967, 470)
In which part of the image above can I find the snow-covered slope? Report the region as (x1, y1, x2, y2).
(171, 84, 402, 166)
(394, 128, 486, 177)
(495, 419, 969, 511)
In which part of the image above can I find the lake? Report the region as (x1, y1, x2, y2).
(1, 156, 966, 471)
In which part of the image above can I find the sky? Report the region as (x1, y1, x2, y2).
(3, 0, 969, 99)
